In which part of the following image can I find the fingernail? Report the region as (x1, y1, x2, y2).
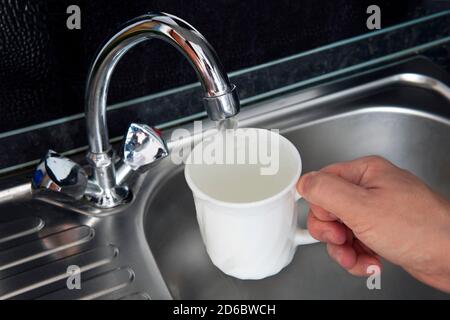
(364, 263, 381, 275)
(298, 171, 318, 194)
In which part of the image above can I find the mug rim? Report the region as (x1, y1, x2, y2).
(184, 127, 302, 209)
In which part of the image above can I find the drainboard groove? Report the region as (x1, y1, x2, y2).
(0, 225, 94, 272)
(0, 217, 44, 244)
(0, 244, 118, 300)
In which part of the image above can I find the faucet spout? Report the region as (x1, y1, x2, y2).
(86, 12, 239, 154)
(84, 12, 240, 208)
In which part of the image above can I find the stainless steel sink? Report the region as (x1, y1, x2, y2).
(144, 74, 450, 299)
(0, 66, 449, 299)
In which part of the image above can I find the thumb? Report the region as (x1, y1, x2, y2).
(297, 171, 374, 229)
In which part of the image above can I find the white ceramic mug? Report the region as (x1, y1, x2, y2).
(184, 128, 318, 280)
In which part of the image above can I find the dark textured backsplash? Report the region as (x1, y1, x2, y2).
(0, 0, 445, 133)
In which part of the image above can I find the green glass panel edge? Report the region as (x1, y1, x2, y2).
(1, 37, 449, 175)
(152, 36, 450, 129)
(230, 9, 450, 76)
(0, 9, 449, 141)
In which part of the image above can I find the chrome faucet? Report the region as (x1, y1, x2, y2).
(32, 13, 240, 209)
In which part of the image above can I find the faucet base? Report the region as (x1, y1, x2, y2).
(85, 183, 130, 208)
(86, 149, 130, 208)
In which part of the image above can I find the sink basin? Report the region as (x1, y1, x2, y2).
(0, 65, 449, 299)
(144, 73, 450, 299)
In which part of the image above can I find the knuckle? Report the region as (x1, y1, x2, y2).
(364, 155, 388, 167)
(362, 155, 396, 176)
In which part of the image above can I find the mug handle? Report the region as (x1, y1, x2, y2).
(294, 192, 320, 246)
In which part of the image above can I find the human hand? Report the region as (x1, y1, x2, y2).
(297, 156, 450, 293)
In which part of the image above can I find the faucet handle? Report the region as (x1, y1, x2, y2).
(123, 123, 169, 170)
(32, 150, 88, 200)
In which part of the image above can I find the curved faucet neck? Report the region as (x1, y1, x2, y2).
(85, 12, 239, 154)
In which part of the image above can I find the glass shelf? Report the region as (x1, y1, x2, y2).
(0, 10, 449, 174)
